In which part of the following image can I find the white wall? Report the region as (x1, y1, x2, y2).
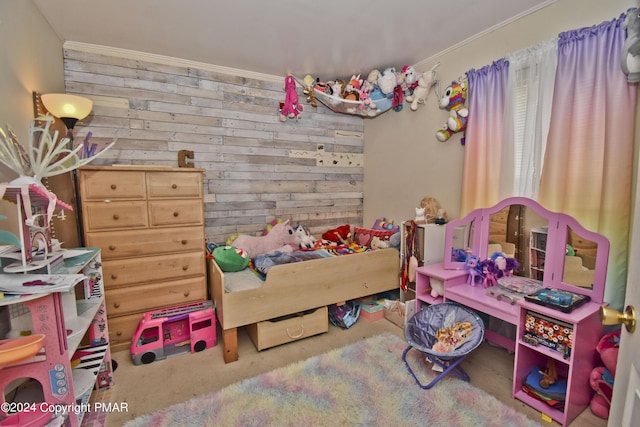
(0, 0, 64, 231)
(363, 0, 637, 227)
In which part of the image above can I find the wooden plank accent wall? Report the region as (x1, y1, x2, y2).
(62, 48, 365, 244)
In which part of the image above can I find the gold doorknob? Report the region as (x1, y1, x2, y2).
(600, 305, 636, 333)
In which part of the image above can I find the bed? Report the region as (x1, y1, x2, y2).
(207, 248, 400, 363)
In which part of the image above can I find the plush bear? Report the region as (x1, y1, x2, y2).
(621, 8, 640, 83)
(436, 80, 468, 143)
(231, 219, 299, 258)
(406, 69, 436, 111)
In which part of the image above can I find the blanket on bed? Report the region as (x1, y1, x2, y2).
(251, 249, 333, 280)
(251, 243, 371, 280)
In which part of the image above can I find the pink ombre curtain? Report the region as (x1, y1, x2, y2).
(538, 13, 636, 310)
(460, 59, 509, 215)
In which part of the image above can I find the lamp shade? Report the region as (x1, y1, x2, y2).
(41, 94, 93, 128)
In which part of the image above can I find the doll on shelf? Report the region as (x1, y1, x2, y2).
(415, 197, 448, 224)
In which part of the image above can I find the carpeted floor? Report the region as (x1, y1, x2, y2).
(123, 333, 542, 427)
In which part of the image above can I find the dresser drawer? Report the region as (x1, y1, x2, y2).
(103, 251, 206, 287)
(147, 171, 202, 198)
(86, 226, 205, 260)
(148, 199, 204, 227)
(247, 306, 328, 351)
(107, 312, 141, 352)
(82, 201, 149, 231)
(105, 276, 207, 317)
(79, 169, 146, 200)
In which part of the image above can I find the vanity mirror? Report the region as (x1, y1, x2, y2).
(443, 197, 609, 303)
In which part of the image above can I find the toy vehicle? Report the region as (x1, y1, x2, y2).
(130, 300, 216, 365)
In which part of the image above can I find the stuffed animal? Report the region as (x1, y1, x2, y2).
(372, 217, 399, 233)
(358, 80, 375, 111)
(369, 85, 391, 112)
(392, 85, 404, 112)
(414, 207, 426, 222)
(302, 74, 318, 107)
(436, 80, 468, 143)
(621, 9, 640, 83)
(388, 232, 401, 249)
(231, 219, 299, 257)
(406, 69, 436, 111)
(343, 74, 363, 101)
(280, 75, 303, 122)
(322, 224, 351, 244)
(377, 67, 398, 95)
(293, 224, 316, 249)
(212, 245, 250, 272)
(589, 329, 620, 419)
(399, 65, 420, 94)
(367, 69, 380, 87)
(370, 236, 389, 250)
(327, 80, 345, 97)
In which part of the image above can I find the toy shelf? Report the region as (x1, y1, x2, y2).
(0, 248, 112, 427)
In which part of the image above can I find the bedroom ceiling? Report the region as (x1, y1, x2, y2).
(33, 0, 554, 79)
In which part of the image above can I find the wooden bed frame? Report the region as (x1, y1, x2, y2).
(207, 248, 400, 363)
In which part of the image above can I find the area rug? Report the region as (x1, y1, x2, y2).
(124, 332, 541, 427)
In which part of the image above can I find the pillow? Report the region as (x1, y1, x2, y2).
(353, 227, 394, 247)
(213, 245, 250, 272)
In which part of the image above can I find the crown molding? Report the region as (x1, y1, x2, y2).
(63, 41, 284, 83)
(414, 0, 558, 70)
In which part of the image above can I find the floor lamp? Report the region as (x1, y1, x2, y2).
(37, 93, 93, 247)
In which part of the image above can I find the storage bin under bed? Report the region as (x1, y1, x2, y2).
(246, 306, 328, 350)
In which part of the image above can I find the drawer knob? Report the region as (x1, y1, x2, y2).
(114, 303, 120, 308)
(111, 274, 117, 280)
(116, 331, 122, 336)
(184, 291, 190, 297)
(173, 211, 179, 217)
(172, 184, 178, 189)
(109, 245, 116, 251)
(113, 214, 119, 220)
(182, 265, 189, 271)
(110, 184, 117, 190)
(181, 240, 188, 245)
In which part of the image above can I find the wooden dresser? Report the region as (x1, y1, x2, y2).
(77, 165, 207, 352)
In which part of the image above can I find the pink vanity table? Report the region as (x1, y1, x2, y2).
(414, 197, 610, 427)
